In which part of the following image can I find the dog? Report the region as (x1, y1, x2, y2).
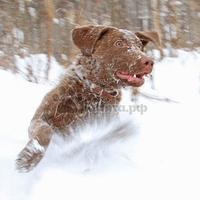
(16, 25, 160, 172)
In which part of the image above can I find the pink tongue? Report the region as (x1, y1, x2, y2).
(116, 73, 138, 82)
(128, 75, 136, 82)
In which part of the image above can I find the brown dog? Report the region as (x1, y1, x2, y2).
(16, 25, 159, 172)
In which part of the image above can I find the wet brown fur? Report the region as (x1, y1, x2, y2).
(16, 25, 160, 172)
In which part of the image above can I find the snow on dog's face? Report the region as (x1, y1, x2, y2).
(72, 25, 160, 88)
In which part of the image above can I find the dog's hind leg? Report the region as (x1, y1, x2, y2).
(16, 120, 53, 172)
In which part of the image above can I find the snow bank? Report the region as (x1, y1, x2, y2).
(15, 54, 65, 85)
(0, 50, 200, 200)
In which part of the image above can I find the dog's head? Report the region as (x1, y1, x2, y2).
(72, 25, 160, 88)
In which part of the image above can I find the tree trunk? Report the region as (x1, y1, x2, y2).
(43, 0, 55, 80)
(151, 0, 164, 58)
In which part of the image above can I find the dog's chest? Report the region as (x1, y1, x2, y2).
(44, 79, 121, 130)
(63, 82, 120, 114)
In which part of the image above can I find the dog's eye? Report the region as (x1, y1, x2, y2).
(137, 41, 143, 50)
(115, 40, 124, 47)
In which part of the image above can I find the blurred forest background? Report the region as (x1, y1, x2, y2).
(0, 0, 200, 82)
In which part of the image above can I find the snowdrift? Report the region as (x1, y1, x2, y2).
(0, 50, 200, 200)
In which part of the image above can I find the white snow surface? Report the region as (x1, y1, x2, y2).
(15, 54, 65, 85)
(0, 49, 200, 200)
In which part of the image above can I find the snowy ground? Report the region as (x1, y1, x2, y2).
(0, 50, 200, 200)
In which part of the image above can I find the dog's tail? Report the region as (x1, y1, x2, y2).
(16, 121, 53, 172)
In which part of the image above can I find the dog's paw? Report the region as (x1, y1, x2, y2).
(16, 139, 46, 172)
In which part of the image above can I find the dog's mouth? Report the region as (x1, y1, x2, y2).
(116, 71, 150, 87)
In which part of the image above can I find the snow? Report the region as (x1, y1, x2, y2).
(28, 7, 37, 18)
(0, 50, 200, 200)
(12, 28, 24, 43)
(15, 54, 65, 85)
(28, 139, 45, 153)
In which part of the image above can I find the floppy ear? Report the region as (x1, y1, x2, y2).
(72, 25, 109, 56)
(135, 31, 161, 48)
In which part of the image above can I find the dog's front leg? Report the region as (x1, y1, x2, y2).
(16, 119, 53, 172)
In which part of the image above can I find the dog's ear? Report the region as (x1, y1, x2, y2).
(72, 25, 109, 56)
(135, 31, 161, 48)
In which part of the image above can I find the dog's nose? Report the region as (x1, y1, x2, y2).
(141, 56, 154, 68)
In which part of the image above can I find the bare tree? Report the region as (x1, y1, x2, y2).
(151, 0, 164, 57)
(43, 0, 55, 79)
(0, 0, 200, 82)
